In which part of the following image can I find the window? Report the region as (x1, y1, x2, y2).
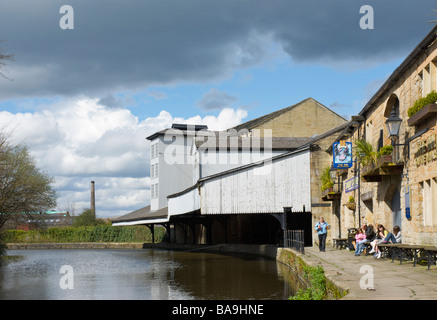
(151, 163, 159, 179)
(419, 71, 424, 97)
(423, 64, 431, 96)
(154, 183, 159, 199)
(151, 143, 159, 159)
(150, 163, 159, 179)
(421, 177, 437, 227)
(366, 120, 373, 145)
(151, 183, 159, 199)
(431, 60, 437, 91)
(420, 62, 437, 97)
(377, 129, 383, 152)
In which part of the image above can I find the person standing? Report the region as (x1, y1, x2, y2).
(314, 217, 330, 252)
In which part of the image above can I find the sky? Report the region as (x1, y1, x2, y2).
(0, 0, 437, 218)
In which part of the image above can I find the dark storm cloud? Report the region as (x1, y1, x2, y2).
(0, 0, 436, 100)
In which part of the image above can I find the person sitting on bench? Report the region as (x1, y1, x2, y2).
(354, 228, 366, 256)
(370, 224, 388, 259)
(382, 225, 402, 244)
(355, 224, 375, 256)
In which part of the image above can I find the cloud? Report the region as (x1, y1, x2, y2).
(0, 98, 248, 217)
(1, 0, 435, 100)
(97, 94, 126, 109)
(147, 91, 167, 100)
(196, 88, 238, 111)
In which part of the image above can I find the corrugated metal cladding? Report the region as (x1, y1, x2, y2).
(168, 187, 200, 216)
(200, 149, 311, 214)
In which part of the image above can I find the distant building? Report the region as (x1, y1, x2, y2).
(15, 211, 72, 230)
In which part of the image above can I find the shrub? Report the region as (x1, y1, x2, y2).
(320, 166, 334, 192)
(354, 139, 377, 166)
(408, 90, 437, 117)
(3, 225, 165, 243)
(377, 145, 393, 158)
(289, 265, 327, 300)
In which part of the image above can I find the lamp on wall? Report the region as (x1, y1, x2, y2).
(385, 106, 402, 141)
(329, 166, 337, 181)
(385, 103, 413, 160)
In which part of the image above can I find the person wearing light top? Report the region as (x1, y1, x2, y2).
(383, 226, 402, 244)
(354, 228, 366, 256)
(314, 217, 330, 252)
(369, 224, 389, 259)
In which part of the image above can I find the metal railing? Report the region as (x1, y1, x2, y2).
(284, 230, 305, 254)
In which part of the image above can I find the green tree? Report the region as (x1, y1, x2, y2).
(0, 133, 57, 230)
(73, 209, 105, 227)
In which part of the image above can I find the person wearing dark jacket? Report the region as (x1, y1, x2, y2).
(355, 224, 375, 256)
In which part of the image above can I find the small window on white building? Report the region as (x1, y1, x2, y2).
(421, 177, 437, 227)
(151, 143, 159, 159)
(155, 183, 159, 198)
(151, 183, 159, 199)
(154, 144, 159, 159)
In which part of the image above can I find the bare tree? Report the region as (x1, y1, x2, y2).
(0, 132, 57, 230)
(0, 43, 14, 80)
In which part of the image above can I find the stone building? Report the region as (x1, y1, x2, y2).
(335, 25, 437, 246)
(230, 97, 347, 138)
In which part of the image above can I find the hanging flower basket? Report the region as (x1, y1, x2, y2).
(345, 202, 356, 211)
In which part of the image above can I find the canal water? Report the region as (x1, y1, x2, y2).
(0, 249, 302, 300)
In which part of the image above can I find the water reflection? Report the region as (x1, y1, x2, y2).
(0, 249, 302, 300)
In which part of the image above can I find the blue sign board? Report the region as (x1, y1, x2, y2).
(405, 186, 411, 221)
(333, 141, 353, 168)
(344, 176, 359, 193)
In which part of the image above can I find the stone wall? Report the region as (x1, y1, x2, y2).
(255, 98, 347, 138)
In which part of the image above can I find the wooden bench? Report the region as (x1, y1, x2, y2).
(333, 238, 348, 250)
(379, 243, 437, 270)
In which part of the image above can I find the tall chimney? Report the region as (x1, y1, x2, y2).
(91, 181, 96, 218)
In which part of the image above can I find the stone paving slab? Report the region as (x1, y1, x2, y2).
(300, 246, 437, 300)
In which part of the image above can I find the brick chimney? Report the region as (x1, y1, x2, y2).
(91, 181, 96, 218)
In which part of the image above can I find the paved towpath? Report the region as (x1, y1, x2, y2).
(299, 246, 437, 300)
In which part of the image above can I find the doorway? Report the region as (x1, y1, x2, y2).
(392, 188, 402, 230)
